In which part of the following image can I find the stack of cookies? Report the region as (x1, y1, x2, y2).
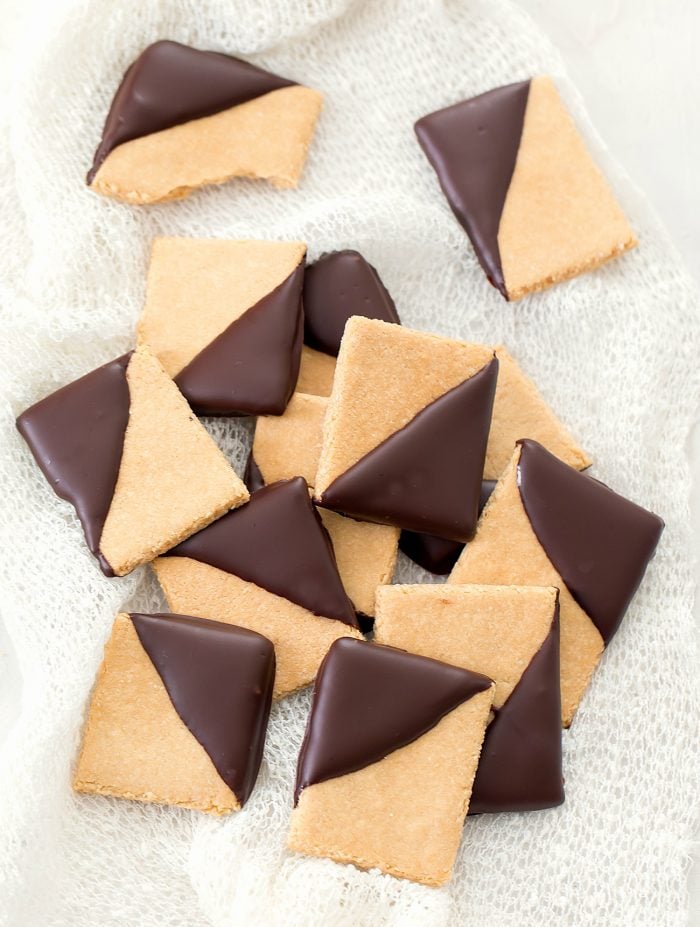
(16, 41, 663, 889)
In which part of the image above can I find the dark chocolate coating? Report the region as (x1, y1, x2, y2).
(399, 479, 497, 574)
(317, 358, 498, 541)
(469, 600, 563, 814)
(16, 353, 131, 576)
(415, 81, 530, 299)
(88, 40, 295, 183)
(517, 439, 664, 644)
(175, 262, 304, 417)
(169, 477, 358, 628)
(130, 613, 275, 806)
(303, 250, 400, 357)
(294, 638, 492, 804)
(243, 453, 265, 493)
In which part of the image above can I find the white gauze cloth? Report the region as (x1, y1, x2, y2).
(0, 1, 698, 925)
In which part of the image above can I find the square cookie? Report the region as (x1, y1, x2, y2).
(296, 250, 400, 397)
(375, 584, 563, 813)
(449, 440, 664, 726)
(152, 477, 363, 698)
(314, 317, 498, 541)
(288, 638, 494, 886)
(74, 613, 275, 814)
(399, 345, 590, 574)
(16, 346, 247, 576)
(247, 392, 399, 622)
(415, 76, 636, 300)
(88, 41, 322, 204)
(139, 237, 306, 416)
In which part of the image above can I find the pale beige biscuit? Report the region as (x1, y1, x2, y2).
(486, 346, 591, 478)
(90, 86, 323, 205)
(99, 347, 247, 576)
(499, 76, 637, 300)
(152, 557, 363, 698)
(375, 584, 557, 709)
(314, 317, 493, 494)
(319, 509, 399, 618)
(139, 238, 306, 378)
(74, 614, 238, 815)
(296, 345, 337, 397)
(449, 447, 604, 726)
(288, 688, 493, 886)
(253, 392, 327, 488)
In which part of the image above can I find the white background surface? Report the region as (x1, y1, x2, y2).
(0, 0, 698, 922)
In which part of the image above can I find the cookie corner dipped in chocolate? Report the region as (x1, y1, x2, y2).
(303, 250, 400, 356)
(316, 328, 498, 542)
(129, 612, 275, 806)
(294, 637, 493, 804)
(515, 438, 664, 644)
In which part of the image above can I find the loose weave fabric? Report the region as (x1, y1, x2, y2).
(0, 1, 698, 925)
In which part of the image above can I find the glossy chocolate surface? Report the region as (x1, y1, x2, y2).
(169, 477, 358, 628)
(303, 250, 400, 356)
(175, 262, 304, 417)
(415, 81, 530, 298)
(517, 439, 664, 644)
(399, 479, 496, 574)
(294, 638, 492, 803)
(16, 353, 131, 576)
(131, 613, 275, 805)
(317, 358, 498, 541)
(89, 40, 295, 182)
(469, 601, 563, 814)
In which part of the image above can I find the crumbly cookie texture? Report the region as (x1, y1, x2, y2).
(73, 614, 239, 815)
(139, 238, 306, 378)
(152, 556, 362, 698)
(253, 392, 327, 488)
(314, 316, 493, 493)
(374, 584, 557, 709)
(288, 691, 493, 887)
(449, 446, 604, 726)
(295, 345, 337, 396)
(90, 86, 323, 205)
(499, 76, 637, 300)
(99, 347, 247, 576)
(486, 346, 591, 478)
(318, 509, 399, 618)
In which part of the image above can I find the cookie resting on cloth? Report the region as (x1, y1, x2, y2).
(88, 40, 323, 204)
(73, 613, 275, 813)
(138, 237, 305, 416)
(246, 393, 399, 622)
(151, 477, 363, 698)
(313, 317, 498, 540)
(375, 584, 563, 813)
(15, 346, 247, 576)
(415, 76, 637, 300)
(399, 344, 590, 573)
(288, 638, 494, 886)
(449, 439, 664, 726)
(296, 250, 400, 397)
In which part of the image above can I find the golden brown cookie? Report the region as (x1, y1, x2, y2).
(139, 238, 306, 416)
(74, 613, 275, 814)
(374, 583, 563, 812)
(16, 346, 247, 576)
(152, 478, 363, 698)
(449, 440, 663, 725)
(88, 41, 322, 204)
(288, 639, 494, 886)
(415, 76, 636, 300)
(314, 317, 497, 541)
